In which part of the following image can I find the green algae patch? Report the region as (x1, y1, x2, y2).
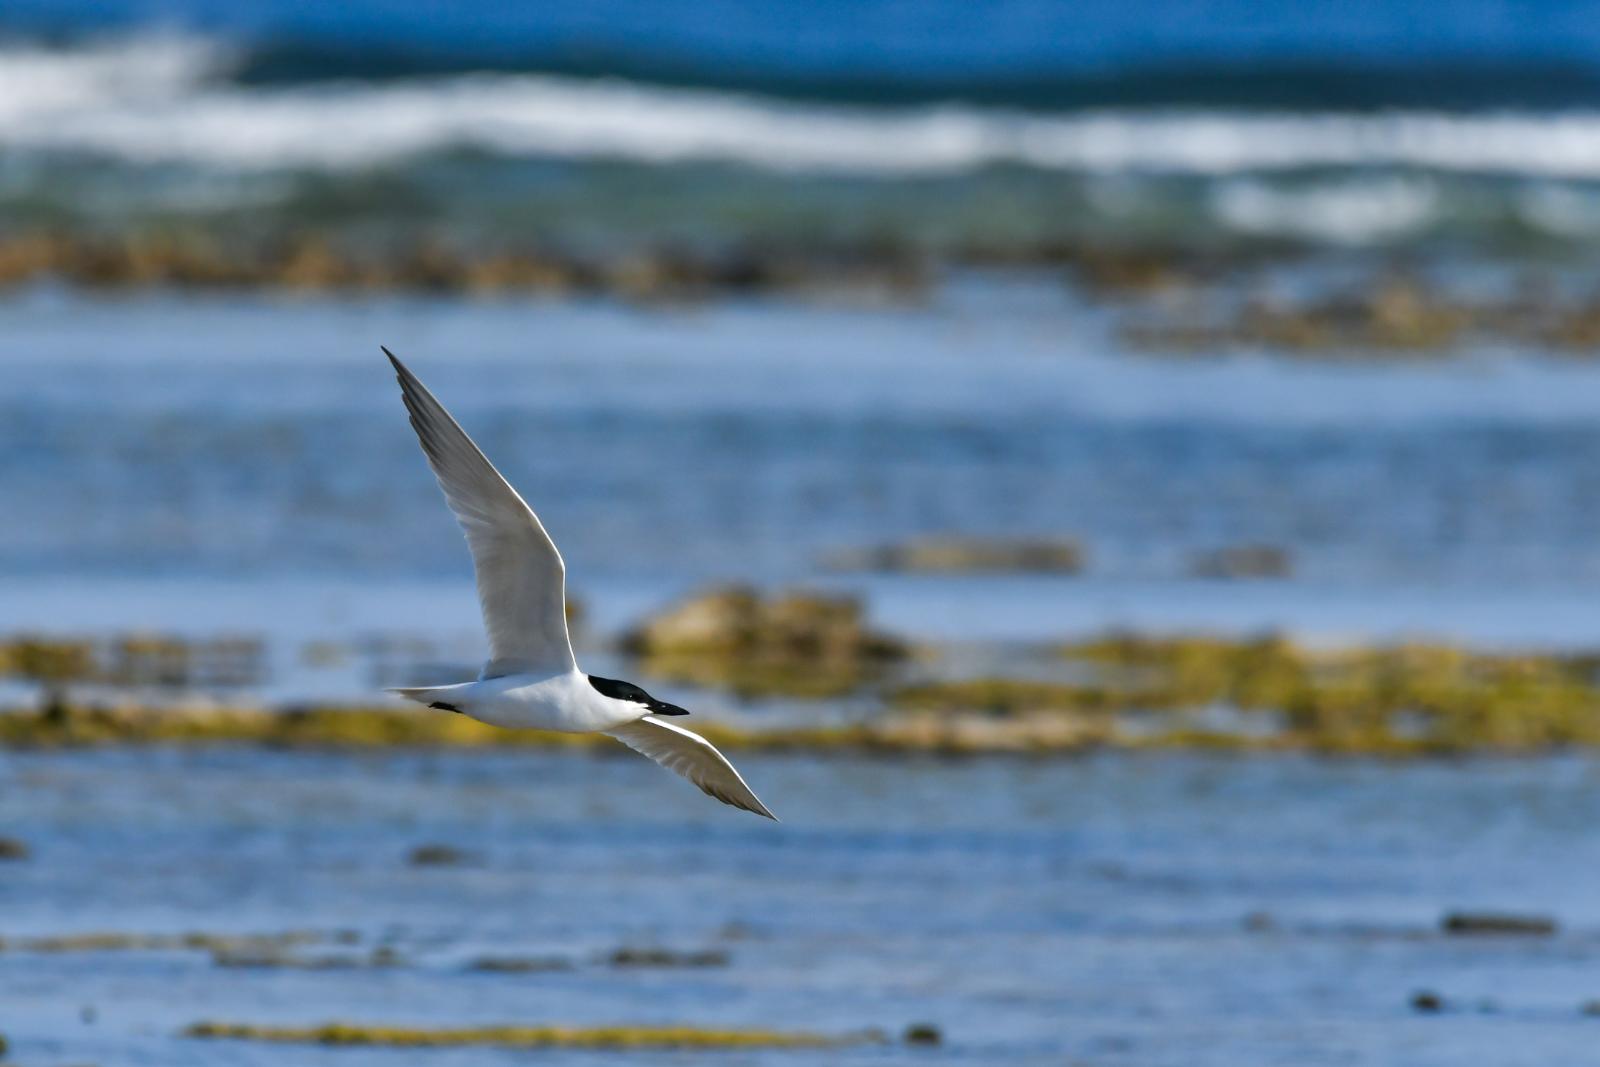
(1116, 272, 1600, 359)
(887, 633, 1600, 755)
(183, 1021, 877, 1050)
(0, 702, 1100, 755)
(890, 678, 1120, 716)
(9, 631, 1600, 757)
(1059, 633, 1600, 754)
(0, 633, 266, 693)
(0, 702, 609, 750)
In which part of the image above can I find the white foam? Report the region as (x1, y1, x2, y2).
(0, 35, 227, 123)
(1211, 177, 1439, 243)
(13, 37, 1600, 179)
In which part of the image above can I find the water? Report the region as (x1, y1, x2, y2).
(11, 285, 1600, 697)
(3, 748, 1600, 1065)
(6, 283, 1600, 708)
(14, 6, 1600, 256)
(7, 7, 1600, 1064)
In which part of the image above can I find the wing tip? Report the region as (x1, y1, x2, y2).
(382, 345, 417, 386)
(717, 780, 779, 821)
(713, 788, 779, 821)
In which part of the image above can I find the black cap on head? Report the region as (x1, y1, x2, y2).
(587, 675, 689, 715)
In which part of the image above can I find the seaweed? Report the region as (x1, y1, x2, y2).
(183, 1020, 880, 1049)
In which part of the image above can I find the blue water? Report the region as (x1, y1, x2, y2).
(11, 0, 1600, 105)
(17, 287, 1600, 593)
(5, 748, 1600, 1066)
(6, 9, 1600, 1064)
(9, 286, 1600, 705)
(8, 4, 1600, 254)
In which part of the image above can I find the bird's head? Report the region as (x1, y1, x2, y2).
(586, 675, 688, 715)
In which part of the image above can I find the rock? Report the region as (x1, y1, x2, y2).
(623, 586, 763, 656)
(1365, 278, 1468, 350)
(1242, 911, 1277, 933)
(1441, 912, 1557, 936)
(407, 844, 469, 867)
(1411, 990, 1444, 1013)
(463, 252, 587, 295)
(618, 585, 906, 698)
(277, 238, 357, 289)
(213, 950, 359, 970)
(5, 636, 97, 682)
(1189, 545, 1292, 580)
(0, 837, 29, 861)
(607, 947, 729, 968)
(625, 583, 907, 659)
(214, 943, 402, 971)
(469, 956, 574, 973)
(370, 946, 403, 967)
(1070, 247, 1194, 294)
(828, 537, 1085, 574)
(902, 1023, 942, 1046)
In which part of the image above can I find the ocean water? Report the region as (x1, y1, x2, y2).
(7, 7, 1600, 1065)
(5, 748, 1600, 1066)
(11, 4, 1600, 255)
(8, 285, 1600, 703)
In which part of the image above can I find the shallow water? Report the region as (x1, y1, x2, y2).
(3, 748, 1600, 1065)
(10, 288, 1600, 701)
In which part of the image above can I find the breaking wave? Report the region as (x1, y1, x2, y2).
(12, 37, 1600, 178)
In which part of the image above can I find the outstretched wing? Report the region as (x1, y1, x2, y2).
(384, 347, 575, 676)
(606, 717, 777, 820)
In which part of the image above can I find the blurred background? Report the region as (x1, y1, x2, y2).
(8, 1, 1600, 1064)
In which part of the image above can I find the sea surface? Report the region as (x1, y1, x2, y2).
(7, 6, 1600, 1066)
(4, 748, 1600, 1066)
(12, 3, 1600, 256)
(10, 285, 1600, 664)
(9, 283, 1600, 702)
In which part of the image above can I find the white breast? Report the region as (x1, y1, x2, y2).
(463, 670, 645, 733)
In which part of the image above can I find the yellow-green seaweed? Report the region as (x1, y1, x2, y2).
(7, 631, 1600, 756)
(3, 929, 351, 954)
(183, 1020, 878, 1050)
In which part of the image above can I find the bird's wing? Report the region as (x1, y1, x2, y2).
(606, 717, 778, 820)
(384, 347, 575, 676)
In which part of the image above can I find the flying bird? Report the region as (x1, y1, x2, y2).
(381, 347, 775, 819)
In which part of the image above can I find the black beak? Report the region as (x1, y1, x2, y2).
(650, 700, 690, 716)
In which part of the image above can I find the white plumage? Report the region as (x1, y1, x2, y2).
(383, 347, 776, 820)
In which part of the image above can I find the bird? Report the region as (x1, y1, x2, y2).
(380, 347, 776, 820)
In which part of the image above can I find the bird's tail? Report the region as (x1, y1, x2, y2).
(386, 685, 466, 712)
